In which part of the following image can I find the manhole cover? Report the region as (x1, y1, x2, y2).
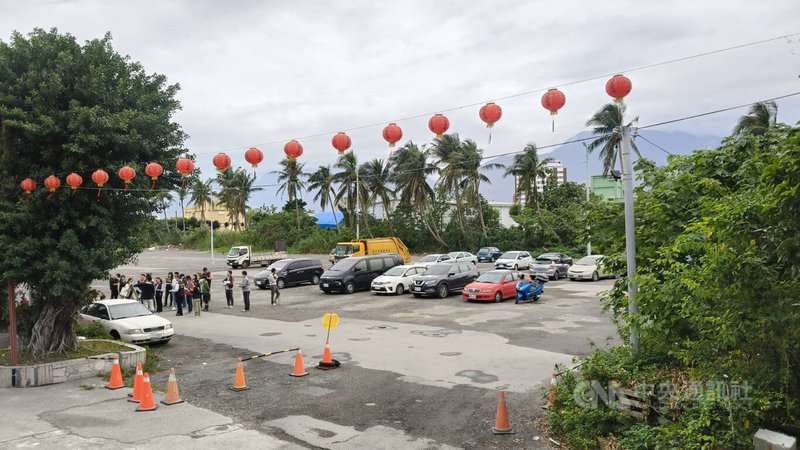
(368, 325, 397, 330)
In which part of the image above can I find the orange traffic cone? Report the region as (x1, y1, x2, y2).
(161, 368, 185, 405)
(492, 391, 515, 435)
(290, 348, 308, 377)
(230, 357, 250, 391)
(127, 362, 144, 402)
(546, 370, 558, 410)
(135, 372, 158, 411)
(106, 355, 124, 390)
(317, 340, 340, 370)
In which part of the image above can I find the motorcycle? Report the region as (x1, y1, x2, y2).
(515, 273, 549, 304)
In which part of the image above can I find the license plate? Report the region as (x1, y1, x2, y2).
(468, 294, 476, 299)
(412, 287, 421, 292)
(323, 283, 329, 287)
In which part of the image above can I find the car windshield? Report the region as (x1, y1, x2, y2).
(447, 252, 460, 258)
(575, 257, 599, 266)
(333, 244, 352, 257)
(478, 248, 491, 253)
(499, 252, 518, 259)
(423, 264, 451, 275)
(268, 260, 291, 270)
(383, 266, 407, 277)
(535, 258, 554, 264)
(328, 258, 357, 272)
(227, 247, 243, 257)
(108, 303, 153, 319)
(419, 255, 441, 262)
(476, 272, 504, 283)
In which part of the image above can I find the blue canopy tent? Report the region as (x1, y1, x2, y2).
(315, 211, 344, 229)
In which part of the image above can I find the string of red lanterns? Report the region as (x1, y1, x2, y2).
(17, 74, 632, 199)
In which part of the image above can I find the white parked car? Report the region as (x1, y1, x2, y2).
(417, 254, 452, 267)
(447, 251, 478, 265)
(370, 265, 428, 295)
(78, 300, 174, 344)
(568, 255, 613, 281)
(494, 251, 533, 270)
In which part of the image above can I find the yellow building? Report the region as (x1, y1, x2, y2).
(184, 202, 243, 229)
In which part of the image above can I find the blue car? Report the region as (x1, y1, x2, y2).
(477, 247, 502, 262)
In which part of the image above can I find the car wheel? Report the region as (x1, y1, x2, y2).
(514, 297, 520, 304)
(437, 283, 449, 298)
(591, 271, 599, 282)
(513, 264, 518, 270)
(534, 294, 540, 302)
(395, 284, 405, 295)
(344, 281, 355, 294)
(110, 330, 121, 340)
(311, 274, 320, 285)
(552, 271, 560, 280)
(242, 261, 250, 269)
(494, 291, 502, 303)
(276, 278, 286, 289)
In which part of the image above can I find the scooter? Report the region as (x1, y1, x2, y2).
(515, 273, 549, 304)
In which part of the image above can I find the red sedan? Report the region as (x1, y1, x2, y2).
(462, 270, 524, 302)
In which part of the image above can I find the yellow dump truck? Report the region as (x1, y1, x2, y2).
(331, 238, 411, 264)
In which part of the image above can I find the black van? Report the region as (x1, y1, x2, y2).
(254, 258, 324, 289)
(319, 254, 402, 294)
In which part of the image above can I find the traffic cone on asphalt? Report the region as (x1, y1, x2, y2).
(161, 368, 185, 405)
(491, 391, 515, 435)
(127, 362, 144, 402)
(290, 348, 309, 377)
(106, 355, 124, 390)
(230, 357, 250, 391)
(546, 370, 558, 410)
(317, 340, 340, 370)
(135, 372, 158, 411)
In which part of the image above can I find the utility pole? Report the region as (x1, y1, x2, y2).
(355, 169, 360, 240)
(584, 143, 591, 256)
(7, 282, 18, 365)
(621, 125, 639, 351)
(210, 197, 215, 265)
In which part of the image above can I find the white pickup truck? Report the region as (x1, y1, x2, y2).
(226, 246, 287, 269)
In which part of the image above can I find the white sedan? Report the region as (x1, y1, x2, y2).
(78, 300, 174, 344)
(568, 255, 614, 281)
(494, 251, 533, 270)
(447, 251, 478, 265)
(416, 254, 452, 267)
(370, 265, 428, 295)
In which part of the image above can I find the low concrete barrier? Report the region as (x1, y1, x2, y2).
(0, 339, 145, 388)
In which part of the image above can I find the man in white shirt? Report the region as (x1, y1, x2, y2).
(266, 268, 280, 305)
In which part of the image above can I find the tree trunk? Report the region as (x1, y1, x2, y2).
(295, 196, 301, 229)
(475, 179, 487, 238)
(383, 201, 395, 235)
(180, 198, 185, 231)
(452, 184, 467, 245)
(421, 202, 448, 247)
(361, 202, 374, 238)
(27, 298, 79, 356)
(327, 191, 340, 233)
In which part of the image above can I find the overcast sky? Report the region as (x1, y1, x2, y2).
(3, 0, 799, 210)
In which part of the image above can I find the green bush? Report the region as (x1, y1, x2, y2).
(75, 321, 111, 339)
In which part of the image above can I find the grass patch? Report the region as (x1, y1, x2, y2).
(0, 340, 131, 366)
(79, 384, 95, 390)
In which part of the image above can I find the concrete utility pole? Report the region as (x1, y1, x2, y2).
(621, 125, 639, 351)
(355, 170, 360, 240)
(210, 198, 215, 265)
(7, 282, 18, 364)
(585, 144, 592, 256)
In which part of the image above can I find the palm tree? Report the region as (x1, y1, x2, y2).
(733, 101, 777, 137)
(391, 142, 447, 246)
(332, 152, 358, 228)
(432, 133, 468, 243)
(459, 139, 503, 237)
(176, 184, 188, 231)
(307, 165, 340, 233)
(217, 168, 262, 231)
(153, 189, 174, 232)
(355, 163, 375, 238)
(504, 143, 554, 211)
(360, 158, 396, 235)
(189, 178, 213, 225)
(273, 159, 307, 229)
(585, 103, 639, 176)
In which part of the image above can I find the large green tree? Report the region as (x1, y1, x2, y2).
(272, 158, 306, 229)
(732, 100, 777, 137)
(0, 29, 186, 354)
(585, 102, 640, 175)
(504, 143, 553, 211)
(306, 165, 339, 233)
(391, 142, 447, 246)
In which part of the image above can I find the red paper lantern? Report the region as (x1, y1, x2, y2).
(382, 123, 402, 148)
(606, 74, 632, 103)
(479, 102, 502, 128)
(66, 173, 83, 195)
(428, 114, 450, 138)
(284, 140, 303, 162)
(541, 89, 566, 115)
(245, 147, 264, 168)
(213, 153, 231, 172)
(118, 166, 135, 192)
(92, 169, 109, 198)
(44, 175, 60, 200)
(20, 178, 36, 196)
(176, 158, 194, 177)
(145, 162, 163, 189)
(332, 132, 352, 155)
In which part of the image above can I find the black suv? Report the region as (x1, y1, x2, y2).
(410, 262, 479, 298)
(319, 254, 402, 294)
(254, 258, 324, 289)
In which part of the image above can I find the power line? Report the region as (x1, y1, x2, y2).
(635, 134, 673, 155)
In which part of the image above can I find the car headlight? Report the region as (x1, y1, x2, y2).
(424, 280, 436, 286)
(125, 329, 144, 335)
(164, 324, 173, 330)
(481, 289, 492, 293)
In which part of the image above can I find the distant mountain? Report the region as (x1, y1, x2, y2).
(479, 130, 724, 203)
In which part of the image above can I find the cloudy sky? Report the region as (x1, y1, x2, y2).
(3, 0, 799, 210)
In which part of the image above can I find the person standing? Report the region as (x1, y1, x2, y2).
(201, 274, 211, 312)
(203, 267, 212, 288)
(173, 276, 184, 316)
(192, 274, 202, 317)
(239, 270, 250, 312)
(183, 275, 194, 315)
(136, 274, 155, 311)
(267, 268, 280, 305)
(223, 271, 234, 308)
(154, 277, 164, 313)
(165, 272, 174, 310)
(109, 274, 119, 299)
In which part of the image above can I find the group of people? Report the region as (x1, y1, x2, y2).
(108, 268, 265, 315)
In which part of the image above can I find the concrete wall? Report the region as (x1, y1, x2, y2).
(0, 340, 145, 388)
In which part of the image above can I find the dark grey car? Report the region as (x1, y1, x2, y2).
(254, 258, 324, 289)
(410, 262, 479, 298)
(529, 253, 573, 280)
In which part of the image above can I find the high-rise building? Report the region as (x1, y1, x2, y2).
(514, 160, 567, 204)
